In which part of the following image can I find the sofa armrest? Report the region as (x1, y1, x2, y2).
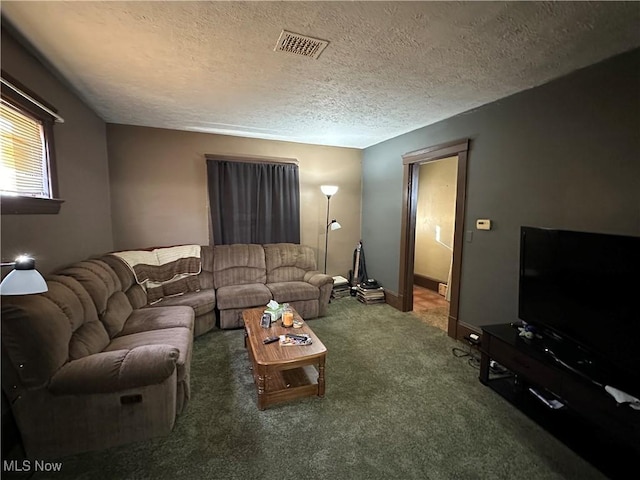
(303, 271, 334, 288)
(49, 345, 179, 395)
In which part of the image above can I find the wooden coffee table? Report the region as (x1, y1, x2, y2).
(243, 307, 327, 410)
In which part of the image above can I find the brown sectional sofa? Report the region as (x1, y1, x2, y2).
(1, 243, 332, 459)
(213, 243, 333, 329)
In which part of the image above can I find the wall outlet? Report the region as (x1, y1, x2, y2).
(465, 333, 481, 346)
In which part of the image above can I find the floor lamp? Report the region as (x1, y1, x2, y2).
(321, 185, 341, 274)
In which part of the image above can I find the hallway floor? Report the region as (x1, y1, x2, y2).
(412, 285, 449, 333)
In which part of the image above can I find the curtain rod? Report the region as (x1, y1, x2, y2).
(205, 153, 298, 165)
(1, 77, 65, 123)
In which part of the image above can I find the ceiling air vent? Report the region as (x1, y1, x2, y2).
(274, 30, 329, 59)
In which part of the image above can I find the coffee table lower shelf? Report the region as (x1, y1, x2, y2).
(250, 363, 323, 410)
(247, 341, 326, 410)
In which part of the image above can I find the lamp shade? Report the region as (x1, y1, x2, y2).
(330, 220, 342, 231)
(0, 255, 48, 295)
(320, 185, 338, 196)
(0, 269, 47, 295)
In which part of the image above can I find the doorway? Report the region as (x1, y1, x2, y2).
(412, 156, 458, 333)
(398, 139, 469, 340)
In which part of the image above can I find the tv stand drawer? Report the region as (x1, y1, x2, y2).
(489, 337, 562, 393)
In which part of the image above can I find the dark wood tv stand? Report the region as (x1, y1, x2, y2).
(480, 323, 639, 479)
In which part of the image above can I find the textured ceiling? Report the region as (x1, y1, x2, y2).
(2, 1, 639, 148)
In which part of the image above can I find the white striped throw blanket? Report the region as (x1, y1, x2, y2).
(111, 245, 201, 304)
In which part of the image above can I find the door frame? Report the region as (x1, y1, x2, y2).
(399, 139, 469, 339)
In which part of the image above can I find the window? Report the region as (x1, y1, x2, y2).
(1, 101, 51, 197)
(1, 73, 63, 214)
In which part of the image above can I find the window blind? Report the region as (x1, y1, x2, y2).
(0, 99, 50, 198)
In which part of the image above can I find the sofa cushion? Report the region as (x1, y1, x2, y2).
(267, 281, 319, 303)
(1, 296, 71, 388)
(100, 254, 136, 292)
(56, 260, 121, 315)
(264, 243, 317, 283)
(46, 275, 100, 329)
(0, 274, 112, 388)
(101, 291, 133, 337)
(101, 254, 148, 309)
(104, 327, 191, 382)
(216, 283, 272, 310)
(45, 276, 110, 361)
(213, 244, 266, 288)
(198, 246, 215, 290)
(118, 306, 195, 337)
(49, 345, 180, 394)
(124, 284, 148, 310)
(69, 321, 111, 360)
(150, 289, 216, 317)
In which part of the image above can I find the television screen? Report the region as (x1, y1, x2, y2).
(519, 227, 640, 391)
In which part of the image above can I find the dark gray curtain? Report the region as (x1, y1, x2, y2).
(206, 159, 301, 245)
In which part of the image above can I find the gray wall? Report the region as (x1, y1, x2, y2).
(0, 30, 113, 274)
(362, 48, 640, 327)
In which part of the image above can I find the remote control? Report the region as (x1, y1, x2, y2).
(263, 336, 279, 344)
(285, 333, 309, 341)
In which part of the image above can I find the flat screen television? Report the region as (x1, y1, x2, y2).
(518, 226, 640, 395)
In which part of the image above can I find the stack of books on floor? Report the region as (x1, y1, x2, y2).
(332, 276, 350, 299)
(356, 285, 385, 304)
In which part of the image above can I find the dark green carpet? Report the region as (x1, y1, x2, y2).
(34, 299, 604, 479)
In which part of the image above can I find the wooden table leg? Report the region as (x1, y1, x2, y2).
(317, 356, 326, 398)
(257, 366, 266, 410)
